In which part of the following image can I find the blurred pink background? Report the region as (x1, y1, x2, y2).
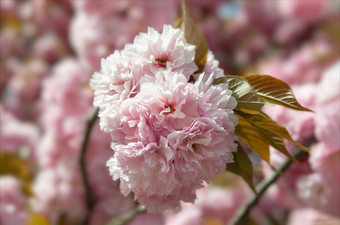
(1, 1, 339, 225)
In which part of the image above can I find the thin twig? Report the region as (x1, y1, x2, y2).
(106, 205, 146, 225)
(79, 108, 99, 224)
(229, 145, 312, 225)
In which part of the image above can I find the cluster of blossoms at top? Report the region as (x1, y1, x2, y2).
(90, 25, 238, 212)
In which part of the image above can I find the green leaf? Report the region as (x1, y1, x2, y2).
(258, 130, 297, 162)
(214, 75, 265, 114)
(236, 111, 302, 162)
(253, 112, 309, 152)
(227, 143, 256, 193)
(235, 114, 270, 162)
(242, 75, 312, 111)
(0, 152, 32, 195)
(178, 1, 208, 72)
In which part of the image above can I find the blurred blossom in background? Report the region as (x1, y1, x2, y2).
(0, 0, 339, 225)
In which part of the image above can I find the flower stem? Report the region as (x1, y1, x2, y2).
(229, 146, 310, 225)
(106, 205, 146, 225)
(79, 108, 99, 224)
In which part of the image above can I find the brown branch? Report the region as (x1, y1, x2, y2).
(229, 142, 313, 225)
(79, 108, 99, 224)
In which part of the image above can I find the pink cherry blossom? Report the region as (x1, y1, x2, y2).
(277, 0, 328, 23)
(314, 61, 340, 152)
(124, 25, 198, 76)
(8, 58, 48, 102)
(31, 161, 87, 224)
(70, 2, 176, 73)
(90, 25, 199, 133)
(105, 71, 238, 212)
(287, 208, 340, 225)
(0, 107, 39, 160)
(258, 37, 334, 85)
(165, 183, 251, 225)
(297, 142, 340, 218)
(0, 176, 29, 225)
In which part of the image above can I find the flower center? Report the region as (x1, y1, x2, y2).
(155, 58, 168, 67)
(192, 144, 197, 152)
(164, 103, 175, 115)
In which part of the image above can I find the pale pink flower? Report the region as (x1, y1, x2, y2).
(124, 25, 198, 76)
(90, 50, 142, 124)
(310, 132, 340, 210)
(277, 0, 328, 23)
(90, 25, 199, 133)
(70, 11, 132, 72)
(41, 58, 92, 127)
(314, 104, 340, 154)
(106, 71, 238, 212)
(316, 61, 340, 105)
(287, 208, 340, 225)
(70, 1, 176, 72)
(72, 0, 130, 16)
(263, 149, 312, 210)
(164, 183, 251, 225)
(31, 160, 87, 224)
(34, 56, 119, 223)
(90, 51, 145, 132)
(37, 58, 92, 167)
(8, 58, 48, 102)
(32, 33, 69, 63)
(297, 151, 340, 218)
(273, 20, 307, 45)
(32, 0, 72, 40)
(0, 176, 28, 225)
(194, 185, 251, 223)
(0, 0, 17, 14)
(0, 107, 39, 160)
(314, 61, 340, 152)
(34, 122, 119, 224)
(258, 38, 333, 85)
(165, 205, 202, 225)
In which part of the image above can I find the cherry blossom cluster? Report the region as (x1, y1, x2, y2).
(1, 1, 340, 224)
(90, 25, 238, 212)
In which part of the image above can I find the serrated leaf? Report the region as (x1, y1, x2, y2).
(227, 143, 256, 193)
(252, 112, 309, 152)
(214, 76, 265, 114)
(0, 152, 32, 195)
(236, 111, 300, 162)
(27, 214, 51, 225)
(259, 130, 297, 162)
(178, 1, 208, 72)
(235, 114, 270, 162)
(243, 75, 312, 111)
